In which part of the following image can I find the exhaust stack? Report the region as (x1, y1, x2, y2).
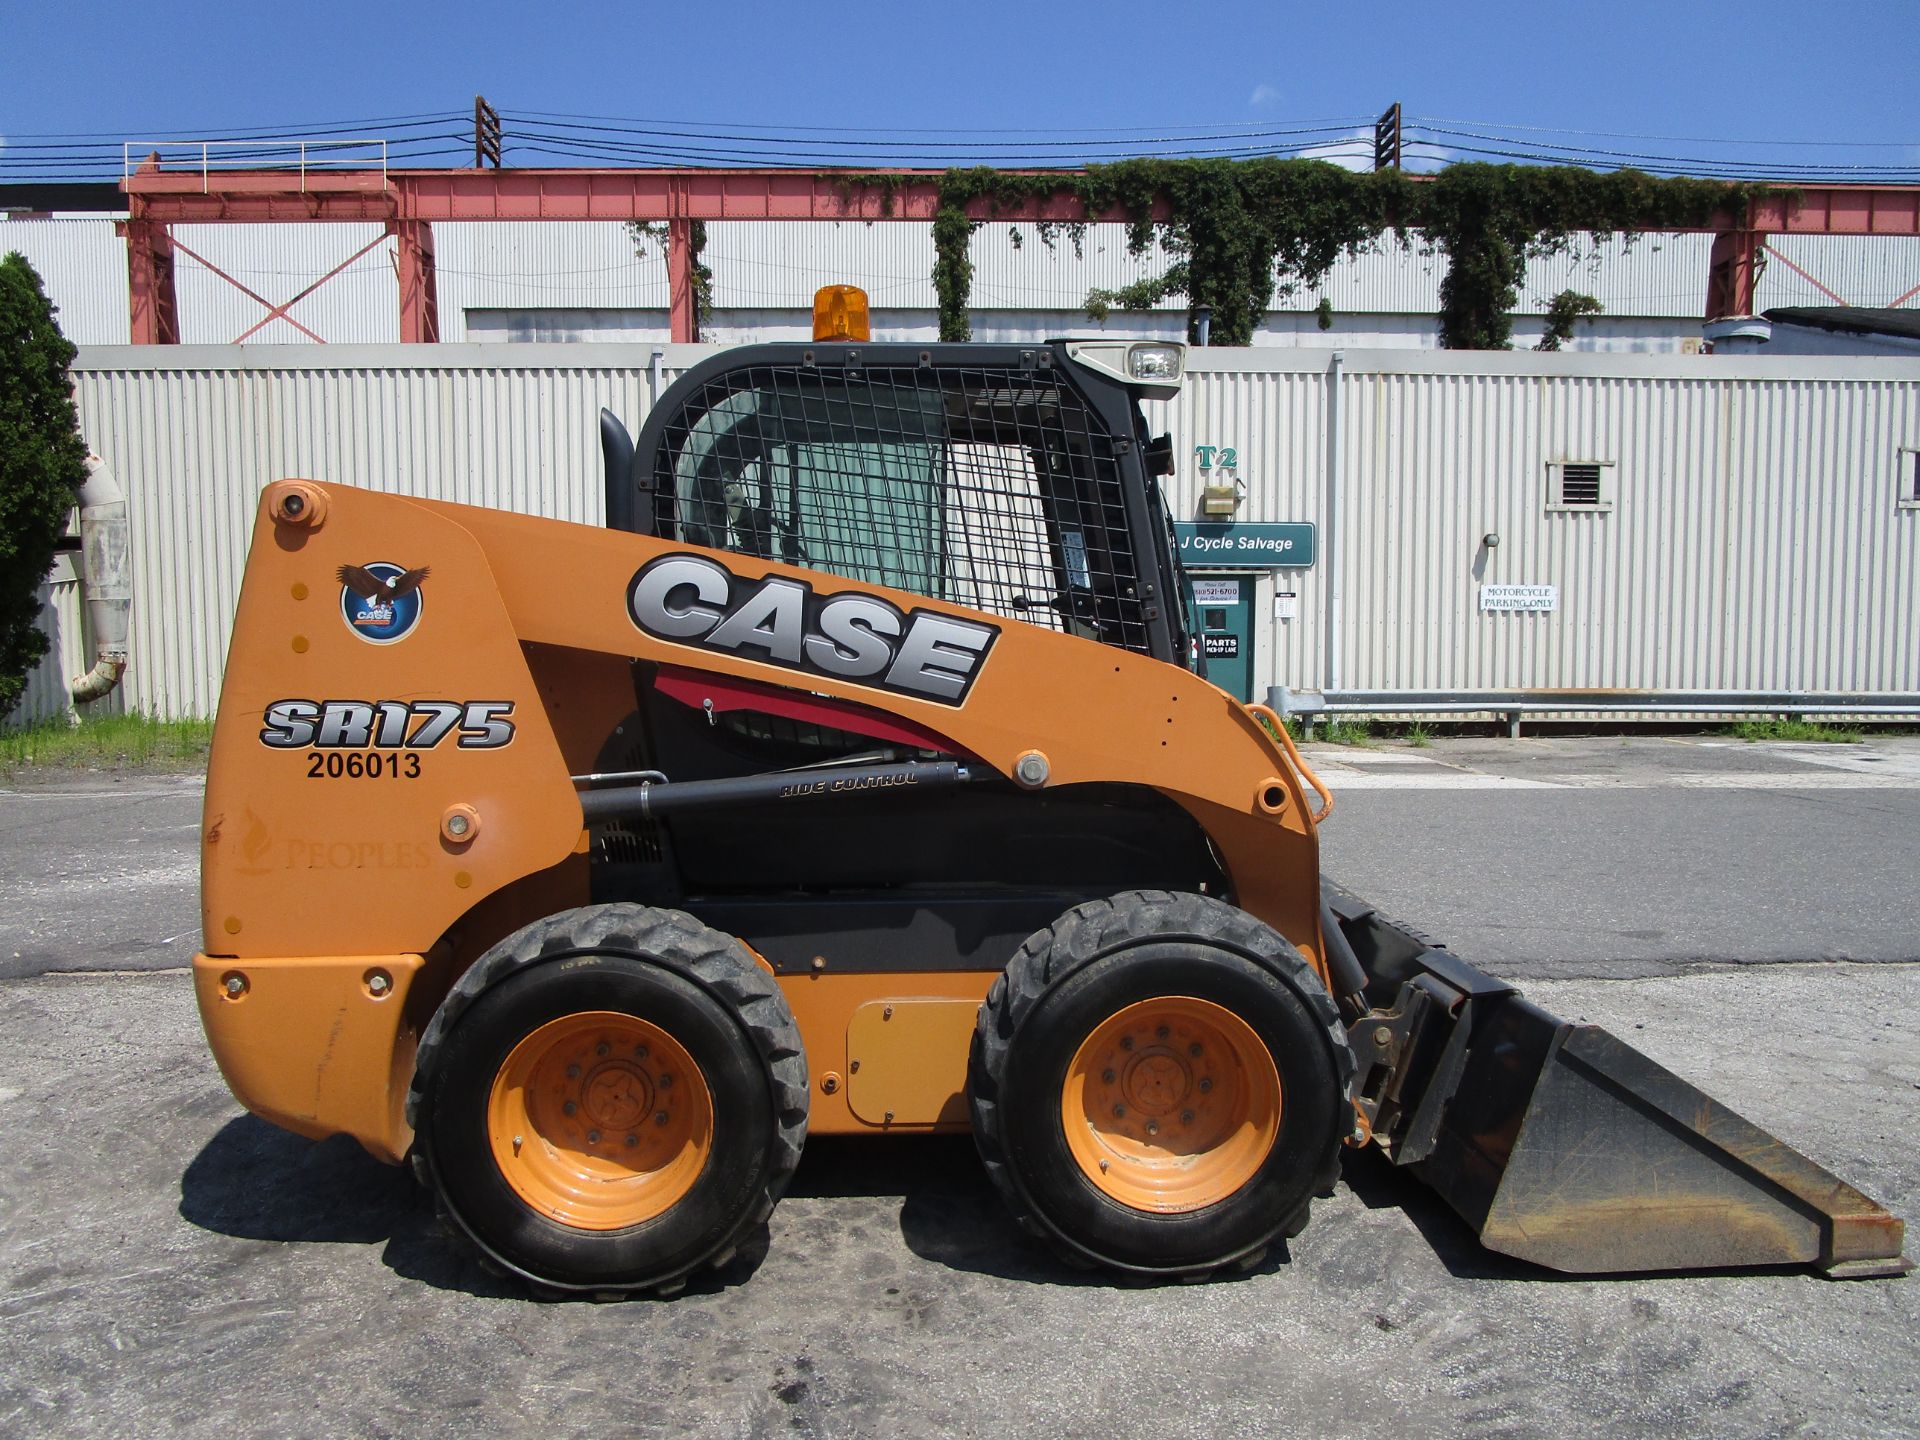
(69, 453, 131, 705)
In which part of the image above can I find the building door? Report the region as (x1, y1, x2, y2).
(1188, 575, 1254, 701)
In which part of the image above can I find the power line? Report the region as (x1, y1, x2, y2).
(506, 109, 1375, 136)
(1411, 115, 1920, 150)
(500, 112, 1375, 152)
(5, 105, 1918, 185)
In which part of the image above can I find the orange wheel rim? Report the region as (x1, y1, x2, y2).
(486, 1011, 712, 1231)
(1062, 996, 1281, 1213)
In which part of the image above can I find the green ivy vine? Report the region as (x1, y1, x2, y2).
(1536, 290, 1604, 351)
(833, 161, 1761, 348)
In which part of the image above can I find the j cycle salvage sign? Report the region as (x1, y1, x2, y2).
(1173, 522, 1317, 567)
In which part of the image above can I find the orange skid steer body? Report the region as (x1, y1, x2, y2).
(195, 336, 1908, 1295)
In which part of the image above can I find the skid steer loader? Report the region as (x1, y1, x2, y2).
(195, 290, 1907, 1295)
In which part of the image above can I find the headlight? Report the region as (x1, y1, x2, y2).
(1128, 344, 1182, 381)
(1064, 339, 1187, 396)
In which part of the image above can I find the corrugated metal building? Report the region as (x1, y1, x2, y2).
(6, 215, 1917, 351)
(15, 344, 1918, 725)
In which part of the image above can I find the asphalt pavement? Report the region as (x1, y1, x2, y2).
(0, 736, 1915, 1439)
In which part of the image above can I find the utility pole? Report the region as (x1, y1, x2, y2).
(1373, 103, 1402, 172)
(474, 96, 503, 169)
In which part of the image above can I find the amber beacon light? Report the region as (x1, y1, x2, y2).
(813, 284, 871, 341)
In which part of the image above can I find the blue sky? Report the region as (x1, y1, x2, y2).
(3, 0, 1916, 178)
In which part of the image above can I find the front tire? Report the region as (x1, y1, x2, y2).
(410, 905, 807, 1296)
(969, 891, 1352, 1278)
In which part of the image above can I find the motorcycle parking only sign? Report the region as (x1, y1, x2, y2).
(1479, 584, 1558, 613)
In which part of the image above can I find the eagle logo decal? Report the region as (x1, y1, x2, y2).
(337, 561, 429, 644)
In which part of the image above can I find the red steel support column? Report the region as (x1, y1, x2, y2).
(668, 216, 696, 344)
(1706, 228, 1762, 319)
(120, 218, 179, 344)
(391, 219, 441, 343)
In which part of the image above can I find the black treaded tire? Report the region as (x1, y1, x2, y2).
(407, 903, 808, 1297)
(969, 890, 1353, 1278)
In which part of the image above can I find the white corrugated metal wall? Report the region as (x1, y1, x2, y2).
(37, 346, 709, 719)
(1171, 351, 1920, 702)
(12, 345, 1919, 724)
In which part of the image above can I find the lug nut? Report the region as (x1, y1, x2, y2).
(1155, 1025, 1170, 1040)
(655, 1111, 669, 1126)
(625, 1133, 638, 1147)
(1112, 1104, 1126, 1119)
(1181, 1110, 1195, 1125)
(587, 1130, 601, 1144)
(567, 1064, 581, 1079)
(1146, 1120, 1160, 1136)
(635, 1044, 649, 1059)
(1102, 1068, 1117, 1084)
(1120, 1036, 1134, 1051)
(1199, 1078, 1213, 1094)
(1189, 1043, 1203, 1058)
(658, 1073, 673, 1089)
(563, 1101, 577, 1116)
(596, 1043, 609, 1057)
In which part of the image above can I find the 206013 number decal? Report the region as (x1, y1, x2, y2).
(305, 752, 424, 780)
(261, 698, 516, 782)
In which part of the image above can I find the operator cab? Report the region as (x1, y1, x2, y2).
(598, 290, 1197, 672)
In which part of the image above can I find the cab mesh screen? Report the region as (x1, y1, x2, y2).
(654, 364, 1150, 653)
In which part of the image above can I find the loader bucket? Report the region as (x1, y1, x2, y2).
(1328, 887, 1910, 1278)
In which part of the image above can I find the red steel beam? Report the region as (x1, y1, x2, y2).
(667, 215, 696, 345)
(123, 167, 1920, 233)
(116, 218, 179, 344)
(122, 167, 1161, 225)
(119, 168, 1920, 340)
(390, 219, 441, 343)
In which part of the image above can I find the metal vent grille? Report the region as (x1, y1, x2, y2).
(594, 822, 662, 865)
(1559, 462, 1604, 506)
(654, 363, 1150, 653)
(1550, 460, 1611, 510)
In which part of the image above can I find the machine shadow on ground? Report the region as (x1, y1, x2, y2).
(177, 1115, 779, 1302)
(179, 1121, 1308, 1299)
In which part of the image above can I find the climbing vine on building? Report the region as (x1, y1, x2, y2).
(1536, 291, 1604, 351)
(836, 161, 1757, 348)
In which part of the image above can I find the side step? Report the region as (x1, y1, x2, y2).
(1327, 883, 1911, 1278)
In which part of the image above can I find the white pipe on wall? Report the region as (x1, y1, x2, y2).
(69, 453, 131, 705)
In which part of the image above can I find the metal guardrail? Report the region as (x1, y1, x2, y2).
(122, 139, 389, 192)
(1269, 686, 1920, 735)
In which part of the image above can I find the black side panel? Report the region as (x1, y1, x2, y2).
(682, 891, 1104, 975)
(638, 683, 1223, 895)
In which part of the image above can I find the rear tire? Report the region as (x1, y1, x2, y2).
(969, 890, 1352, 1278)
(409, 904, 807, 1296)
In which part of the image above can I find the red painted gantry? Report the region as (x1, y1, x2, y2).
(117, 165, 1920, 345)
